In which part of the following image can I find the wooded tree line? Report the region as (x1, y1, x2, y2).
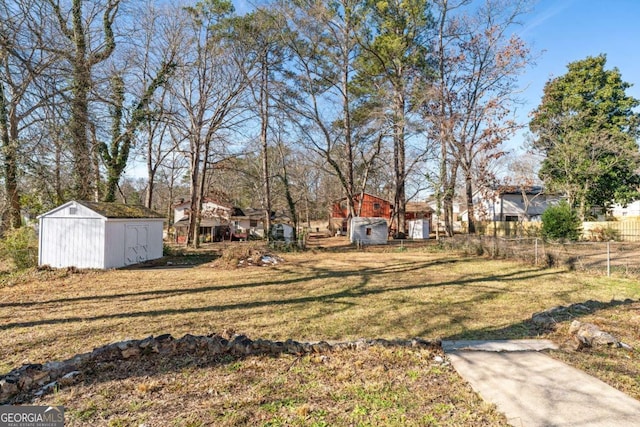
(0, 0, 537, 244)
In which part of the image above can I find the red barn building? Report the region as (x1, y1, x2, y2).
(331, 194, 433, 236)
(331, 193, 392, 233)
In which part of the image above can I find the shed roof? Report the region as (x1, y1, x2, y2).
(76, 201, 164, 218)
(494, 185, 545, 195)
(37, 200, 164, 219)
(406, 202, 435, 213)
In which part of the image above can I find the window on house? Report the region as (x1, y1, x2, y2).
(373, 203, 381, 210)
(250, 219, 258, 227)
(505, 215, 519, 222)
(366, 227, 372, 235)
(69, 207, 77, 215)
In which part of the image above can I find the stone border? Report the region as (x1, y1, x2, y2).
(530, 298, 635, 330)
(0, 333, 437, 403)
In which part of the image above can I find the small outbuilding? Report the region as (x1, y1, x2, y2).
(408, 219, 430, 239)
(271, 223, 294, 242)
(38, 200, 164, 269)
(350, 217, 388, 245)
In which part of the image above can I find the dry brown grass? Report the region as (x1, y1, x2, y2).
(544, 301, 640, 400)
(1, 239, 639, 425)
(36, 347, 508, 426)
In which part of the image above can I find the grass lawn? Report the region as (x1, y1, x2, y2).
(1, 240, 638, 426)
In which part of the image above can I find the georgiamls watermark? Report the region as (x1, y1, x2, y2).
(0, 406, 64, 427)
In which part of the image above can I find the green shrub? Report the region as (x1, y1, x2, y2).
(0, 227, 38, 269)
(541, 201, 581, 242)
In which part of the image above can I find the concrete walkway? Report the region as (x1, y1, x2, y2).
(442, 340, 640, 427)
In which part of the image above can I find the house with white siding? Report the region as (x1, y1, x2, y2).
(610, 200, 640, 219)
(38, 200, 164, 269)
(469, 186, 562, 222)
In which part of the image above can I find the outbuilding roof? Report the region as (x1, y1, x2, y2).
(38, 200, 164, 219)
(76, 201, 164, 218)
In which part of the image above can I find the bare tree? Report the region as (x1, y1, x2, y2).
(0, 0, 62, 228)
(428, 0, 531, 234)
(42, 0, 121, 200)
(281, 0, 386, 235)
(168, 1, 247, 247)
(232, 7, 289, 240)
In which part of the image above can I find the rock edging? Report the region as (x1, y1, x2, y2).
(0, 333, 437, 403)
(531, 299, 635, 350)
(530, 298, 635, 330)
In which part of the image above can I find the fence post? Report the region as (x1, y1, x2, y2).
(535, 238, 538, 266)
(607, 241, 611, 277)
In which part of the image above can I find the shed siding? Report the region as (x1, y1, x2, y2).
(104, 220, 163, 268)
(104, 221, 125, 269)
(42, 202, 103, 219)
(39, 217, 105, 268)
(144, 220, 164, 261)
(350, 218, 388, 245)
(408, 220, 430, 239)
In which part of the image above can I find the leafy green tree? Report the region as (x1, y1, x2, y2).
(530, 55, 640, 220)
(541, 200, 581, 242)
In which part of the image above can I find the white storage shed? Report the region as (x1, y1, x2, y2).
(350, 217, 388, 245)
(271, 223, 294, 242)
(38, 200, 164, 269)
(408, 219, 430, 239)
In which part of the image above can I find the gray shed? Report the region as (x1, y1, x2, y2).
(408, 219, 430, 239)
(38, 200, 164, 269)
(272, 223, 294, 242)
(350, 217, 388, 245)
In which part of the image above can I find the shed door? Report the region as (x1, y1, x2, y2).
(125, 225, 149, 265)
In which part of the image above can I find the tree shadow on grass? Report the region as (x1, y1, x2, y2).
(442, 298, 638, 342)
(0, 256, 469, 310)
(122, 252, 220, 269)
(0, 265, 558, 331)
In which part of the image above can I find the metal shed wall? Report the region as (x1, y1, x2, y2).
(350, 217, 388, 245)
(39, 203, 106, 269)
(408, 219, 430, 239)
(104, 220, 164, 268)
(272, 223, 294, 242)
(38, 201, 164, 269)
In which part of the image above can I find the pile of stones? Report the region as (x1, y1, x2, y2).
(531, 299, 635, 350)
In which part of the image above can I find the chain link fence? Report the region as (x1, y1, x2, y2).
(437, 235, 640, 278)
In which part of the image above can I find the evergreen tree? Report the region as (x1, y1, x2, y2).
(530, 55, 640, 219)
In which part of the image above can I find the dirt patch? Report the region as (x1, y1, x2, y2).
(207, 243, 285, 269)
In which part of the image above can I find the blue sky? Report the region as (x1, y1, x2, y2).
(232, 0, 640, 151)
(510, 0, 640, 152)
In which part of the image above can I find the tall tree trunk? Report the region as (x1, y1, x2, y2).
(69, 57, 93, 200)
(278, 145, 297, 242)
(465, 171, 475, 234)
(186, 137, 201, 246)
(342, 37, 356, 236)
(50, 0, 119, 200)
(0, 81, 20, 229)
(393, 86, 406, 237)
(260, 58, 271, 241)
(193, 135, 214, 248)
(442, 158, 459, 237)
